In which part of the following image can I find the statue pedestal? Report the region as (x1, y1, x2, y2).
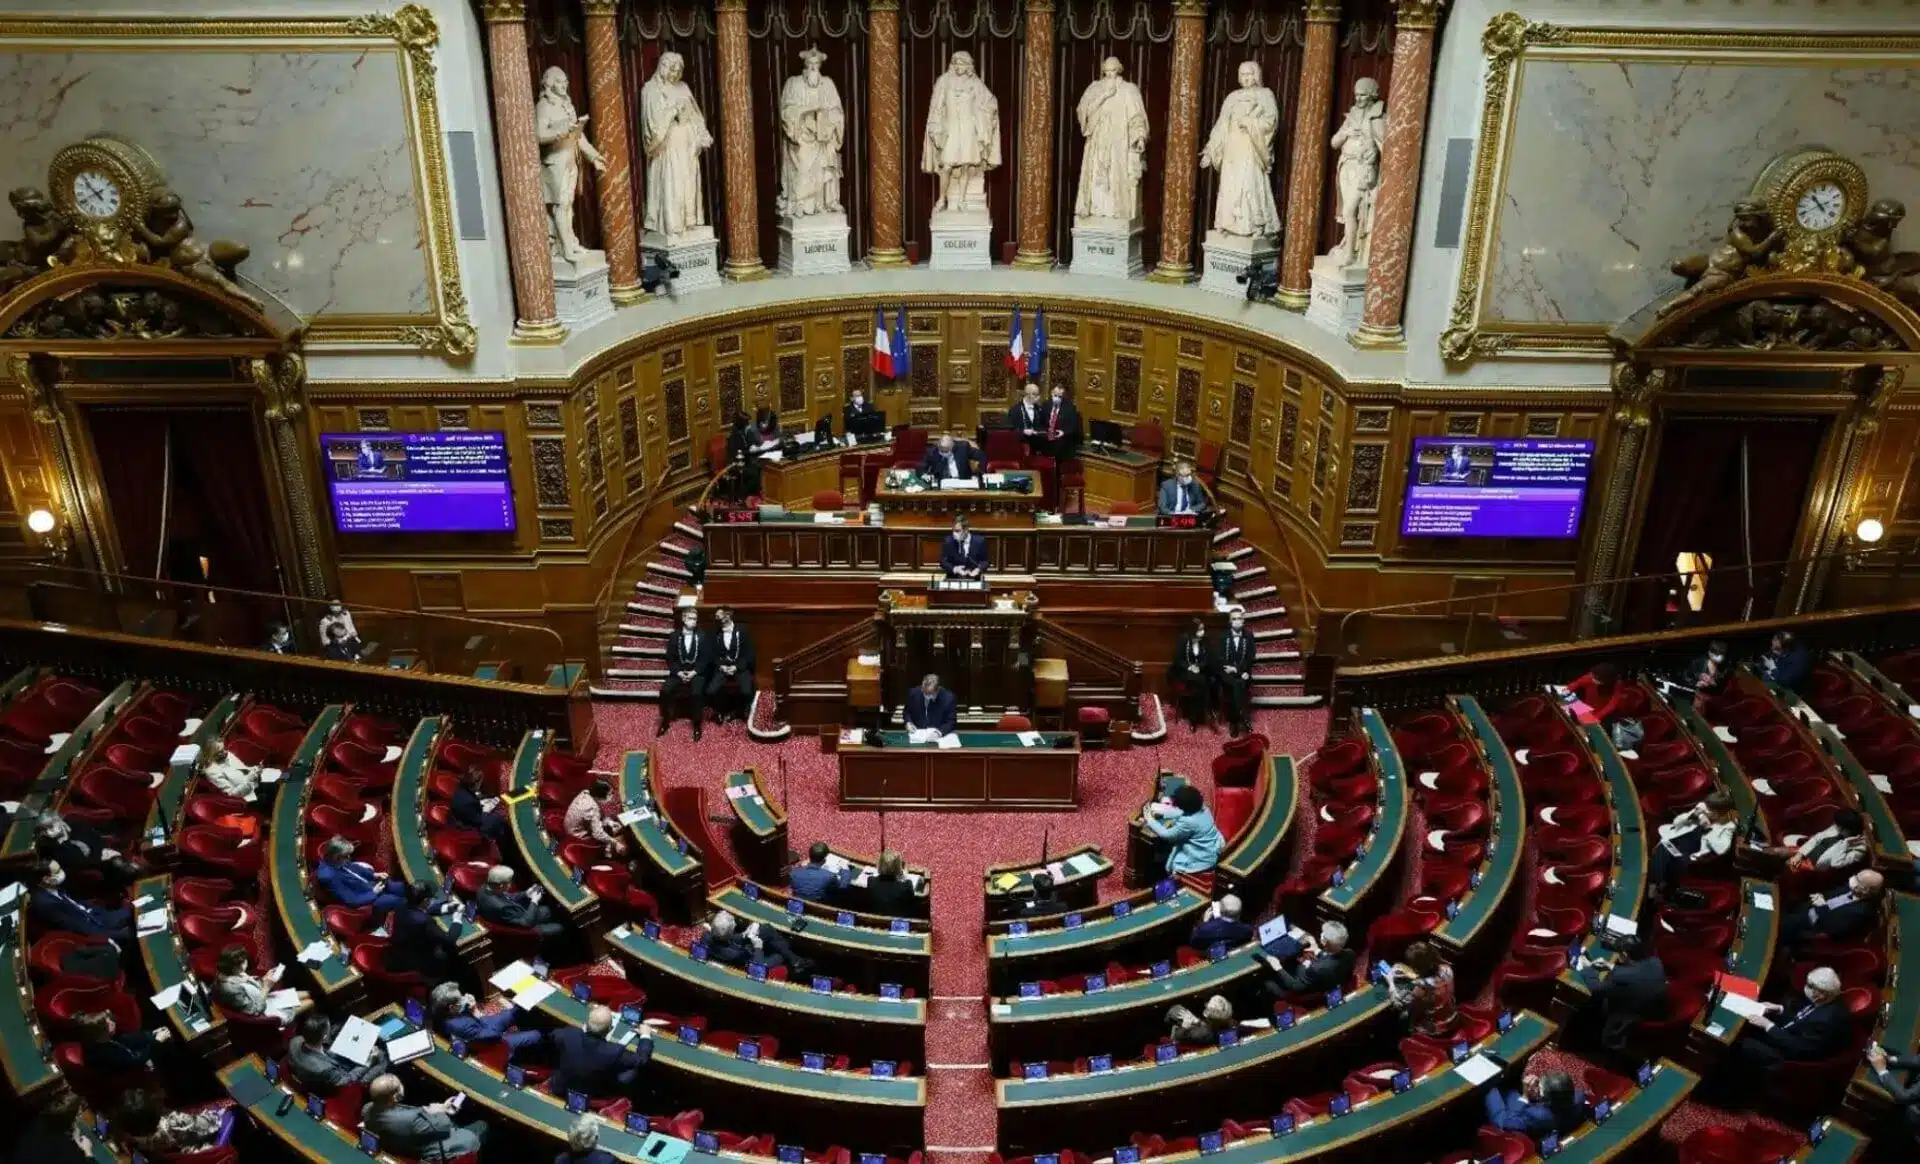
(1305, 254, 1368, 336)
(928, 210, 992, 271)
(552, 251, 613, 332)
(1069, 218, 1144, 280)
(778, 213, 853, 277)
(643, 227, 721, 294)
(1198, 230, 1279, 298)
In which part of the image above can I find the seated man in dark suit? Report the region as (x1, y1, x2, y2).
(1758, 630, 1813, 692)
(843, 390, 881, 437)
(430, 981, 545, 1056)
(1168, 615, 1214, 729)
(289, 1012, 389, 1094)
(703, 606, 756, 725)
(1781, 869, 1884, 953)
(33, 813, 139, 891)
(75, 1008, 169, 1074)
(940, 516, 988, 579)
(1190, 894, 1255, 948)
(550, 1004, 653, 1099)
(1157, 461, 1210, 517)
(920, 433, 980, 482)
(1866, 1041, 1920, 1148)
(1722, 966, 1855, 1095)
(905, 673, 958, 736)
(1255, 920, 1354, 1001)
(28, 861, 133, 944)
(1572, 936, 1668, 1052)
(1015, 871, 1068, 920)
(448, 764, 510, 843)
(476, 864, 565, 949)
(702, 910, 811, 975)
(384, 880, 464, 979)
(788, 842, 852, 903)
(658, 606, 712, 742)
(1213, 610, 1257, 738)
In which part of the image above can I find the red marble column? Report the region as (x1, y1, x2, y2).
(581, 0, 641, 303)
(1012, 0, 1057, 270)
(714, 0, 767, 280)
(1276, 0, 1341, 309)
(867, 0, 907, 267)
(1355, 0, 1443, 346)
(1149, 0, 1208, 283)
(482, 0, 561, 338)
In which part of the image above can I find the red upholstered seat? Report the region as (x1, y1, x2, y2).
(812, 490, 846, 511)
(1679, 1125, 1806, 1164)
(996, 714, 1032, 732)
(1213, 786, 1256, 846)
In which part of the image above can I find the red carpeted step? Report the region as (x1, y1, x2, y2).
(647, 559, 693, 582)
(1252, 663, 1303, 679)
(1217, 539, 1255, 563)
(673, 519, 705, 542)
(610, 641, 666, 658)
(660, 538, 699, 559)
(592, 678, 663, 700)
(618, 616, 673, 636)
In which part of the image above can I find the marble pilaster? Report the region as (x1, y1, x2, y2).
(715, 0, 768, 281)
(1148, 0, 1208, 284)
(1355, 0, 1442, 347)
(582, 0, 641, 303)
(1012, 0, 1058, 270)
(483, 0, 561, 338)
(867, 0, 908, 267)
(1277, 0, 1341, 309)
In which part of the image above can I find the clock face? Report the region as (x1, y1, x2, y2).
(70, 170, 122, 220)
(1795, 182, 1845, 232)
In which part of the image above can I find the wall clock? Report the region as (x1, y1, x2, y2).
(1752, 148, 1868, 274)
(46, 134, 167, 258)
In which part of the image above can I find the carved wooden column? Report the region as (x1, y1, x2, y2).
(581, 0, 642, 302)
(1277, 0, 1342, 308)
(1578, 361, 1663, 637)
(251, 353, 330, 598)
(481, 0, 562, 339)
(1012, 0, 1057, 270)
(1354, 0, 1443, 346)
(867, 0, 908, 267)
(714, 0, 768, 280)
(1148, 0, 1208, 283)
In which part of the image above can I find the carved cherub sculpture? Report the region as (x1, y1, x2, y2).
(0, 188, 70, 291)
(1659, 201, 1784, 317)
(1847, 198, 1920, 306)
(136, 189, 193, 262)
(170, 239, 261, 310)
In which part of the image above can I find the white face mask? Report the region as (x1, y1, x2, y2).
(852, 395, 863, 406)
(47, 869, 65, 887)
(1230, 622, 1244, 634)
(1804, 985, 1825, 1005)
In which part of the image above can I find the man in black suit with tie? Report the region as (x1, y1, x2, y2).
(921, 433, 980, 482)
(906, 674, 957, 735)
(550, 1004, 653, 1100)
(1042, 383, 1080, 455)
(703, 606, 756, 725)
(1168, 616, 1213, 729)
(1214, 611, 1256, 737)
(1722, 966, 1854, 1096)
(1781, 869, 1884, 954)
(1008, 382, 1047, 451)
(843, 390, 882, 439)
(659, 606, 712, 741)
(1573, 936, 1669, 1052)
(941, 516, 988, 579)
(29, 861, 134, 944)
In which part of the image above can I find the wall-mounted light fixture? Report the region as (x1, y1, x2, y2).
(25, 507, 68, 562)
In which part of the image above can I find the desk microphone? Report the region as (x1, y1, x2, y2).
(879, 808, 888, 858)
(1040, 824, 1050, 868)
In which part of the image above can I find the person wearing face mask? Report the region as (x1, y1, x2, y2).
(704, 606, 756, 725)
(1721, 966, 1853, 1096)
(198, 738, 266, 803)
(33, 812, 140, 890)
(317, 599, 358, 645)
(430, 980, 547, 1055)
(1214, 611, 1256, 737)
(1044, 383, 1081, 452)
(1168, 615, 1214, 729)
(289, 1012, 389, 1094)
(940, 515, 988, 580)
(322, 620, 365, 663)
(1865, 1040, 1920, 1147)
(1766, 808, 1869, 874)
(920, 432, 981, 483)
(261, 622, 296, 654)
(725, 412, 764, 501)
(29, 860, 134, 943)
(659, 607, 713, 740)
(1680, 639, 1732, 699)
(1781, 868, 1884, 953)
(844, 390, 881, 438)
(1158, 461, 1210, 517)
(1008, 382, 1047, 444)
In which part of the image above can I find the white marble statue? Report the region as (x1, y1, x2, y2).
(535, 66, 606, 263)
(641, 52, 714, 240)
(1073, 57, 1150, 224)
(1200, 61, 1282, 239)
(778, 47, 845, 219)
(922, 51, 1001, 216)
(1328, 77, 1387, 265)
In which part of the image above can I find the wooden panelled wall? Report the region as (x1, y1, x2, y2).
(0, 393, 52, 563)
(310, 297, 1615, 664)
(1824, 400, 1920, 610)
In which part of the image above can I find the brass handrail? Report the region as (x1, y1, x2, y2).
(1242, 482, 1318, 651)
(590, 465, 674, 640)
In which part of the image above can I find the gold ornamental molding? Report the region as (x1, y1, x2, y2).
(1304, 0, 1343, 24)
(0, 5, 475, 359)
(1440, 14, 1920, 367)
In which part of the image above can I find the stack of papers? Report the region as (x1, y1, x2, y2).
(1016, 732, 1043, 747)
(490, 959, 558, 1009)
(1752, 891, 1774, 911)
(907, 728, 941, 744)
(936, 733, 963, 750)
(811, 511, 839, 524)
(724, 783, 760, 801)
(136, 908, 170, 936)
(385, 1030, 434, 1064)
(1603, 914, 1638, 937)
(298, 940, 337, 965)
(941, 478, 979, 490)
(1454, 1055, 1502, 1085)
(982, 473, 1006, 486)
(838, 729, 867, 746)
(617, 807, 654, 826)
(855, 654, 882, 666)
(260, 767, 285, 784)
(168, 743, 201, 766)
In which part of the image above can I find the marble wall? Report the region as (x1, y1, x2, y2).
(1486, 55, 1920, 329)
(0, 46, 433, 321)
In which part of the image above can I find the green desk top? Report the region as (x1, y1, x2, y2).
(1, 898, 57, 1098)
(607, 922, 925, 1025)
(867, 730, 1077, 750)
(879, 470, 1038, 498)
(1837, 650, 1915, 713)
(1081, 446, 1161, 469)
(218, 1055, 404, 1163)
(713, 885, 932, 958)
(1324, 708, 1407, 914)
(1220, 756, 1297, 884)
(1763, 677, 1911, 866)
(546, 662, 584, 689)
(270, 705, 357, 993)
(145, 694, 240, 851)
(0, 666, 36, 707)
(2, 680, 137, 859)
(532, 985, 925, 1107)
(1669, 692, 1768, 844)
(391, 716, 447, 888)
(383, 1006, 689, 1163)
(1799, 1119, 1868, 1164)
(619, 751, 701, 879)
(725, 770, 784, 839)
(990, 941, 1262, 1023)
(386, 650, 418, 670)
(1535, 1059, 1697, 1163)
(1438, 696, 1527, 950)
(1857, 892, 1920, 1100)
(510, 729, 595, 916)
(133, 873, 223, 1042)
(1697, 879, 1779, 1044)
(1564, 722, 1646, 976)
(986, 845, 1110, 898)
(473, 663, 500, 681)
(988, 887, 1207, 961)
(1055, 1013, 1553, 1158)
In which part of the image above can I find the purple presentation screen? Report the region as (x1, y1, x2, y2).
(1400, 438, 1594, 539)
(321, 432, 516, 534)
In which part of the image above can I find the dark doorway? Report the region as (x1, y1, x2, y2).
(1626, 413, 1829, 631)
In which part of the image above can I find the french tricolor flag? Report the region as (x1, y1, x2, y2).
(872, 308, 895, 379)
(1005, 304, 1027, 380)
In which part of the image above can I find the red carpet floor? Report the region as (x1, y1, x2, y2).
(590, 702, 1328, 1159)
